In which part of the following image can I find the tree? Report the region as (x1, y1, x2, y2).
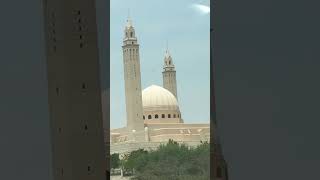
(110, 153, 120, 169)
(122, 140, 210, 180)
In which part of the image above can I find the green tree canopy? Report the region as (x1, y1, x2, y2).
(119, 139, 210, 180)
(110, 153, 120, 169)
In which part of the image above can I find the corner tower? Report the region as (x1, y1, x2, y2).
(162, 48, 178, 99)
(122, 16, 145, 140)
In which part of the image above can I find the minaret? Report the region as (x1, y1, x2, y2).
(122, 16, 145, 141)
(162, 46, 178, 99)
(43, 0, 107, 179)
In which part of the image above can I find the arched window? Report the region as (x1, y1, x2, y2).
(130, 32, 133, 37)
(173, 114, 176, 118)
(169, 60, 171, 65)
(178, 114, 180, 118)
(155, 114, 159, 119)
(168, 114, 171, 118)
(143, 115, 145, 120)
(148, 115, 152, 119)
(162, 114, 165, 118)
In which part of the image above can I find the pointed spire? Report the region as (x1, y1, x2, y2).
(166, 40, 168, 51)
(126, 9, 133, 28)
(165, 40, 171, 58)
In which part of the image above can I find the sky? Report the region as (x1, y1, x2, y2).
(110, 0, 211, 128)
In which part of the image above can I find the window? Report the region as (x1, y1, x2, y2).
(143, 115, 145, 120)
(169, 60, 171, 65)
(162, 114, 165, 118)
(168, 114, 171, 118)
(173, 114, 176, 118)
(130, 32, 133, 37)
(132, 42, 134, 44)
(178, 114, 180, 118)
(56, 87, 59, 95)
(80, 43, 83, 48)
(80, 35, 82, 39)
(217, 167, 222, 178)
(84, 125, 88, 130)
(82, 83, 86, 89)
(58, 127, 62, 133)
(155, 114, 158, 119)
(148, 115, 151, 119)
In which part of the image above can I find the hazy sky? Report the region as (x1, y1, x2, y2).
(110, 0, 210, 128)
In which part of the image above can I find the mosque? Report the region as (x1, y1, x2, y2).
(109, 17, 210, 155)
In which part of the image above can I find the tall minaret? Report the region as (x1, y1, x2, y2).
(122, 16, 145, 141)
(43, 0, 107, 179)
(162, 47, 178, 99)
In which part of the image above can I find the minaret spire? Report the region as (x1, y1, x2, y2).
(162, 42, 178, 100)
(126, 9, 133, 28)
(166, 40, 169, 52)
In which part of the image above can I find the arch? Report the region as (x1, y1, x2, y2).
(169, 60, 171, 65)
(155, 114, 159, 119)
(162, 114, 165, 118)
(168, 114, 171, 118)
(148, 115, 152, 119)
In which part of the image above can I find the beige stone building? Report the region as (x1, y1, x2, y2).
(110, 17, 210, 155)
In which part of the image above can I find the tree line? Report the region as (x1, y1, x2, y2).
(110, 139, 210, 180)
